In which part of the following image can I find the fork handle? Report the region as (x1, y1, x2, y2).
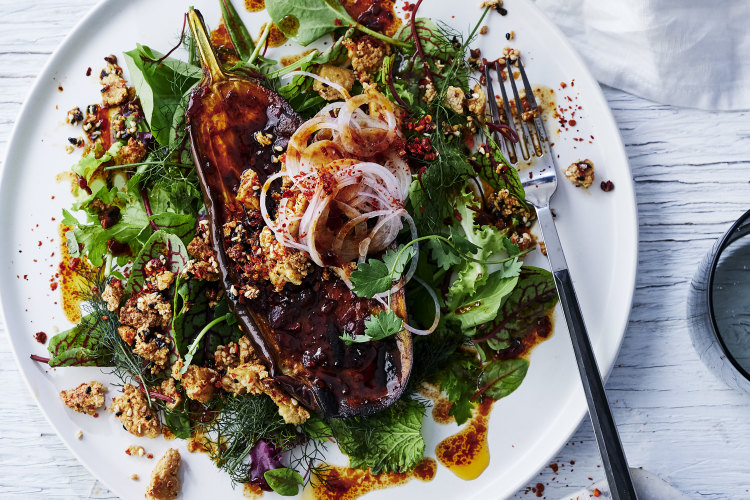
(535, 206, 638, 500)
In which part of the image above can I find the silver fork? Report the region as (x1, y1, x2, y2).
(484, 59, 638, 500)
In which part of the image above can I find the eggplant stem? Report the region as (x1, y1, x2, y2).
(187, 8, 226, 84)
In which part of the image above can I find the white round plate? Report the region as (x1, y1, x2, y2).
(0, 0, 637, 498)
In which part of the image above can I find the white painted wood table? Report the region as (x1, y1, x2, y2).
(1, 1, 749, 499)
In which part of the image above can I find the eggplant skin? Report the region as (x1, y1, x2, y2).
(186, 76, 413, 418)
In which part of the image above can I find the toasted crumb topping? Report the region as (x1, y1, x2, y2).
(59, 381, 106, 416)
(146, 448, 181, 500)
(181, 365, 220, 404)
(565, 159, 595, 188)
(343, 36, 391, 83)
(110, 384, 161, 438)
(313, 64, 355, 101)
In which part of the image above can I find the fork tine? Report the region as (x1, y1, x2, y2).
(516, 58, 547, 152)
(483, 62, 508, 159)
(493, 62, 519, 164)
(505, 59, 535, 160)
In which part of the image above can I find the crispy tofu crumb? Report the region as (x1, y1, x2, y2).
(146, 449, 181, 500)
(313, 64, 355, 100)
(76, 430, 83, 440)
(565, 159, 595, 188)
(422, 81, 437, 104)
(60, 381, 106, 416)
(221, 362, 269, 396)
(444, 86, 466, 114)
(101, 280, 125, 312)
(131, 474, 140, 481)
(110, 384, 161, 438)
(259, 226, 312, 292)
(480, 0, 503, 8)
(343, 36, 391, 83)
(480, 25, 488, 35)
(466, 83, 487, 116)
(263, 381, 310, 425)
(236, 169, 262, 211)
(181, 365, 219, 403)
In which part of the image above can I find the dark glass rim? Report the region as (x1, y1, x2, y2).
(707, 208, 750, 381)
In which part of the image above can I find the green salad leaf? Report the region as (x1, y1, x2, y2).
(264, 468, 304, 497)
(476, 358, 529, 400)
(438, 349, 482, 425)
(71, 142, 123, 182)
(126, 230, 189, 293)
(329, 399, 426, 474)
(123, 44, 201, 146)
(475, 266, 558, 351)
(47, 314, 113, 367)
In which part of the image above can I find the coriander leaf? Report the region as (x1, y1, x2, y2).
(342, 309, 402, 344)
(264, 468, 304, 497)
(329, 399, 426, 474)
(47, 314, 113, 367)
(382, 244, 416, 276)
(476, 266, 558, 352)
(123, 44, 201, 146)
(424, 238, 462, 270)
(477, 358, 528, 400)
(126, 230, 189, 294)
(349, 259, 390, 298)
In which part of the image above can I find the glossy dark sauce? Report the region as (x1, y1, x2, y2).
(187, 64, 411, 416)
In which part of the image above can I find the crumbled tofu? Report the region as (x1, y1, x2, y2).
(152, 271, 175, 292)
(510, 232, 534, 251)
(259, 226, 311, 292)
(479, 25, 488, 35)
(343, 36, 391, 83)
(76, 430, 84, 440)
(236, 169, 261, 211)
(146, 448, 181, 500)
(181, 365, 219, 403)
(185, 225, 221, 281)
(466, 83, 487, 116)
(99, 58, 129, 107)
(444, 86, 466, 114)
(153, 377, 182, 410)
(118, 325, 137, 346)
(263, 380, 310, 425)
(221, 362, 269, 396)
(254, 131, 274, 147)
(422, 81, 437, 104)
(214, 335, 261, 370)
(132, 330, 170, 371)
(565, 159, 595, 188)
(313, 64, 355, 101)
(101, 280, 125, 312)
(126, 445, 147, 457)
(115, 137, 147, 165)
(66, 106, 84, 125)
(131, 474, 140, 481)
(110, 384, 161, 438)
(59, 381, 106, 416)
(119, 293, 171, 329)
(480, 0, 502, 8)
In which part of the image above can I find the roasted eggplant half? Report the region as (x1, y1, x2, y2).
(185, 9, 412, 417)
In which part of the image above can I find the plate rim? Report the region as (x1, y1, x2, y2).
(0, 0, 639, 498)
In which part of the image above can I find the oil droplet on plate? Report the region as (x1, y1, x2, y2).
(277, 15, 299, 37)
(435, 398, 493, 480)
